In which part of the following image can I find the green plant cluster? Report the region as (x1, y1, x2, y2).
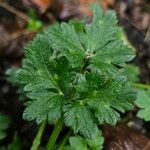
(16, 4, 136, 140)
(0, 113, 10, 140)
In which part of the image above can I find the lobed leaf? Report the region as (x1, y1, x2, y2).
(23, 92, 63, 124)
(135, 90, 150, 121)
(16, 4, 136, 139)
(64, 130, 104, 150)
(64, 103, 98, 139)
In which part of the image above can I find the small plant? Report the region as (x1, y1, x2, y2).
(135, 89, 150, 121)
(13, 4, 136, 150)
(0, 113, 10, 140)
(120, 65, 150, 122)
(64, 131, 104, 150)
(26, 9, 42, 30)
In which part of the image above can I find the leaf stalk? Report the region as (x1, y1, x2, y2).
(46, 117, 64, 150)
(31, 120, 46, 150)
(58, 130, 72, 150)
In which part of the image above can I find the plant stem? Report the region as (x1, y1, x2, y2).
(46, 118, 64, 150)
(134, 83, 150, 89)
(58, 130, 72, 150)
(31, 120, 46, 150)
(0, 1, 30, 22)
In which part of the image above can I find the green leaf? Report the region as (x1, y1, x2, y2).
(90, 41, 135, 75)
(0, 114, 10, 140)
(8, 133, 22, 150)
(47, 5, 135, 74)
(68, 20, 85, 45)
(26, 19, 42, 30)
(84, 4, 118, 52)
(135, 90, 150, 121)
(87, 77, 135, 125)
(23, 92, 63, 124)
(64, 102, 98, 138)
(17, 33, 65, 124)
(83, 4, 135, 75)
(6, 68, 20, 86)
(47, 23, 84, 68)
(75, 67, 106, 92)
(64, 130, 104, 150)
(16, 4, 136, 140)
(85, 130, 104, 150)
(120, 64, 139, 83)
(68, 136, 88, 150)
(26, 9, 42, 30)
(24, 33, 53, 69)
(59, 70, 85, 94)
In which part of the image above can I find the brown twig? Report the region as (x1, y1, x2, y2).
(8, 29, 36, 40)
(0, 0, 30, 22)
(0, 29, 36, 48)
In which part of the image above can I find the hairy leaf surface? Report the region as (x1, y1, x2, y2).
(135, 90, 150, 121)
(64, 103, 98, 138)
(16, 4, 136, 139)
